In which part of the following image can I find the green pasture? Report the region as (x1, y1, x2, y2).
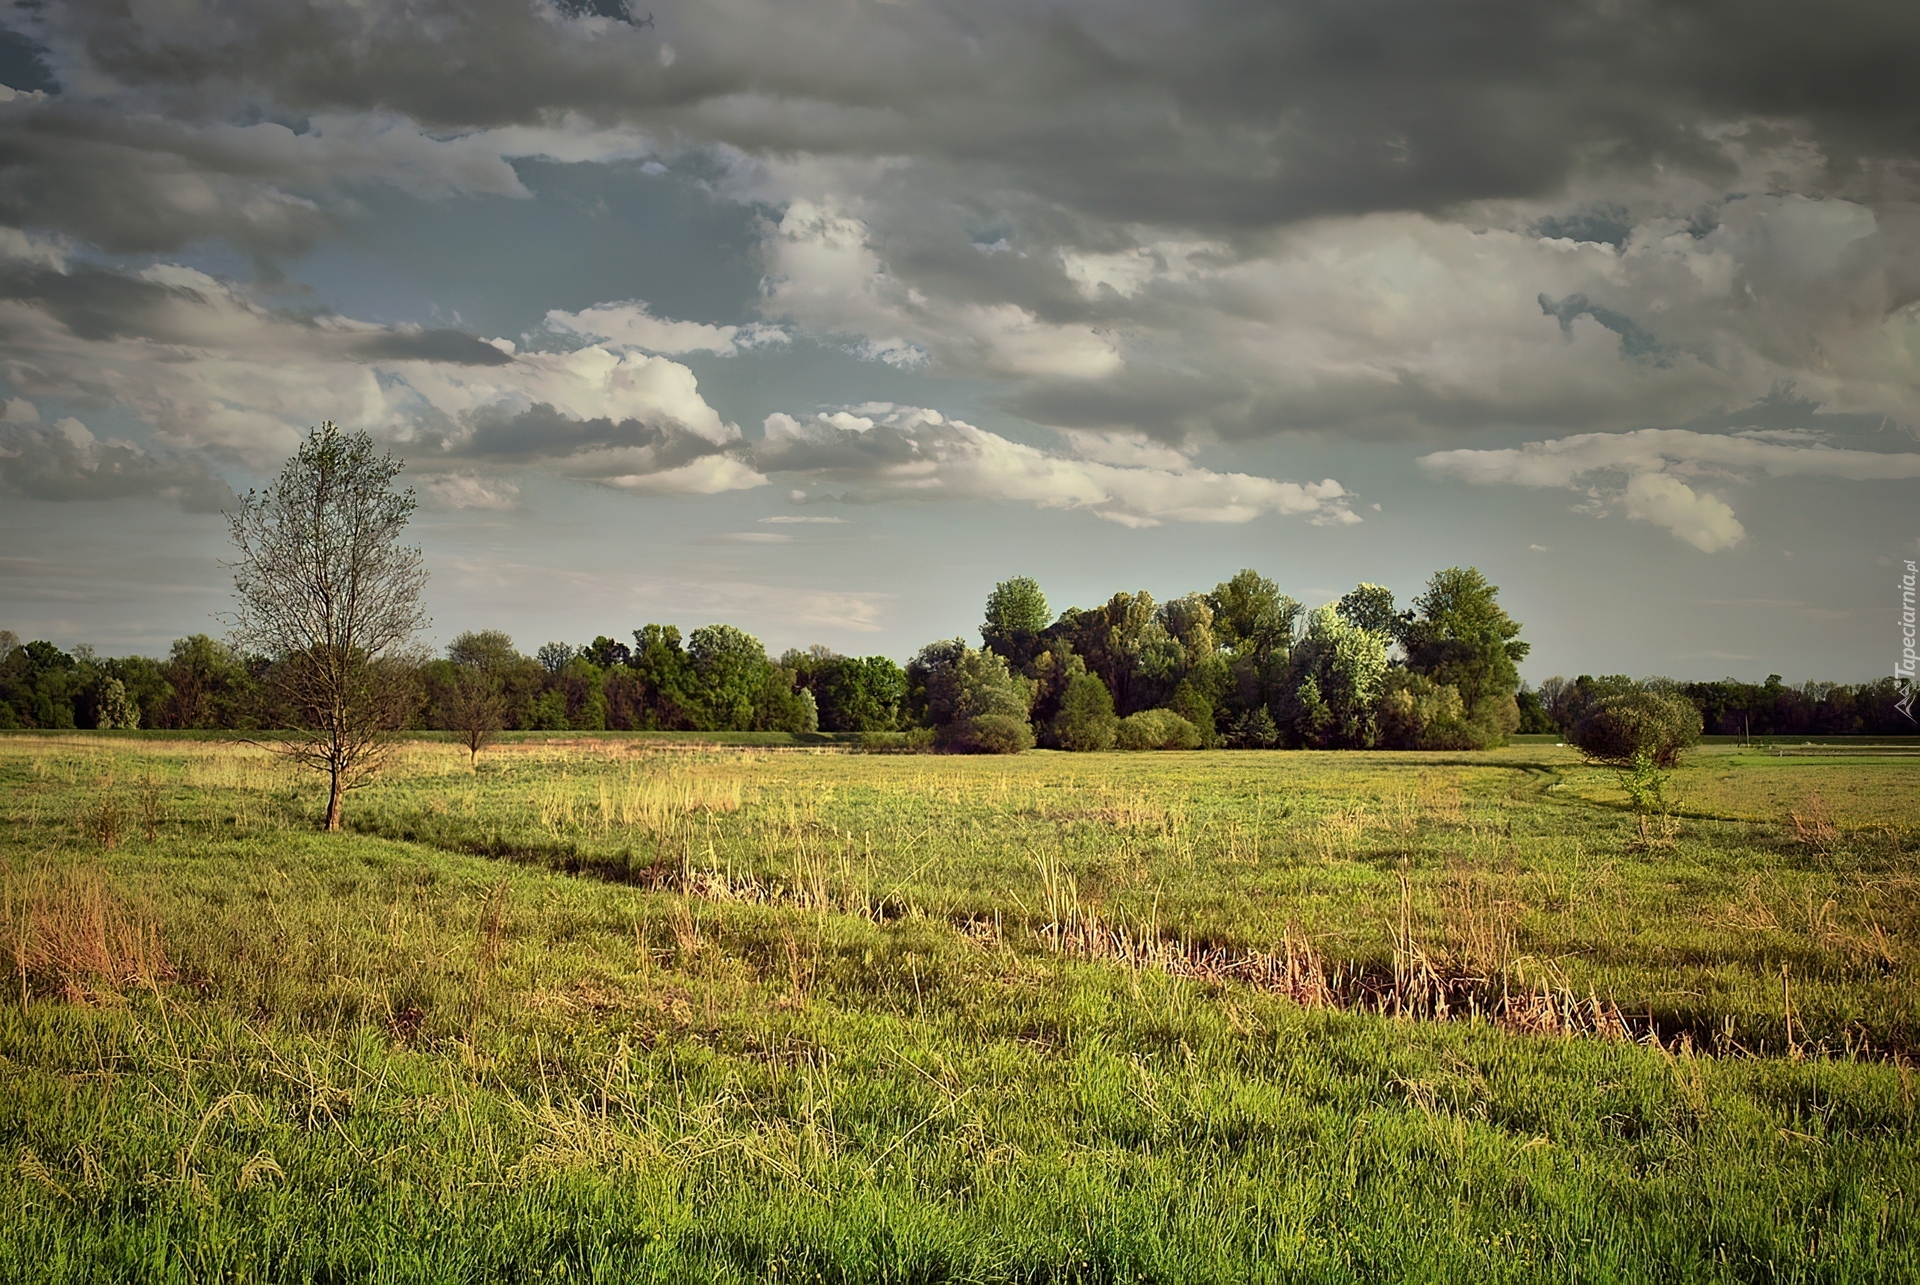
(1, 735, 1915, 1282)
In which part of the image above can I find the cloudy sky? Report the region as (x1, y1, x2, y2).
(1, 0, 1916, 680)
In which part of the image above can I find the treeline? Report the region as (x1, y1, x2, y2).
(1528, 673, 1915, 739)
(3, 568, 1908, 747)
(0, 566, 1529, 751)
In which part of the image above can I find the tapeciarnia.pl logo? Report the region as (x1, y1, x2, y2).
(1900, 559, 1917, 723)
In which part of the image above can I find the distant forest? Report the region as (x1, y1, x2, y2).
(2, 566, 1911, 748)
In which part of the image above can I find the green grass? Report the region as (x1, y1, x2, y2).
(2, 735, 1916, 1282)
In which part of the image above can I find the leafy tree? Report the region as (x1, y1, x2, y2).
(95, 677, 139, 729)
(1571, 690, 1703, 768)
(0, 640, 80, 728)
(812, 655, 907, 732)
(1515, 683, 1556, 733)
(1206, 570, 1300, 728)
(754, 654, 817, 734)
(1227, 706, 1279, 748)
(1157, 593, 1217, 668)
(525, 688, 570, 730)
(1284, 604, 1388, 748)
(1051, 592, 1160, 714)
(103, 655, 169, 729)
(1539, 673, 1636, 733)
(225, 422, 429, 831)
(1114, 708, 1202, 750)
(157, 635, 254, 729)
(687, 624, 774, 731)
(909, 641, 1033, 753)
(448, 630, 520, 672)
(584, 635, 633, 669)
(981, 577, 1052, 671)
(535, 642, 575, 675)
(1207, 570, 1301, 663)
(1053, 672, 1117, 751)
(1402, 567, 1528, 742)
(558, 656, 609, 730)
(629, 625, 697, 729)
(1168, 678, 1219, 746)
(1335, 583, 1407, 641)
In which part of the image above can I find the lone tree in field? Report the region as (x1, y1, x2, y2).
(440, 630, 515, 768)
(226, 422, 428, 830)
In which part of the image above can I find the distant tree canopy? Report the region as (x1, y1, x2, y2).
(7, 563, 1909, 749)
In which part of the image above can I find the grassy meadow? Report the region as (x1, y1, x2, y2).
(2, 733, 1917, 1282)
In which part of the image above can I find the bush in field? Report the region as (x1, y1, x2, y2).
(1053, 672, 1117, 751)
(967, 713, 1035, 754)
(1571, 689, 1703, 768)
(1114, 708, 1201, 750)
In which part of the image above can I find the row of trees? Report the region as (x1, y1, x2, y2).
(1526, 673, 1917, 739)
(0, 563, 1529, 755)
(0, 627, 897, 736)
(7, 587, 1912, 749)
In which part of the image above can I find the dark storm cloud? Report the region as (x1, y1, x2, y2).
(0, 420, 233, 510)
(0, 256, 516, 366)
(0, 107, 337, 256)
(0, 261, 186, 343)
(14, 0, 1920, 230)
(449, 402, 729, 471)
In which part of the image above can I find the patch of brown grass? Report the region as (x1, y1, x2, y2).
(3, 864, 173, 1002)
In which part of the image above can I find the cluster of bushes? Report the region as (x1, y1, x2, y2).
(899, 566, 1531, 753)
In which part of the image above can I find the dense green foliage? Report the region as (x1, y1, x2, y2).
(1571, 689, 1707, 768)
(1052, 671, 1118, 751)
(1, 735, 1915, 1281)
(1113, 707, 1202, 750)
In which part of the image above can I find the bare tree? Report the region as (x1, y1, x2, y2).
(225, 422, 428, 830)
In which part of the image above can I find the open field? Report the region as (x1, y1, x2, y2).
(2, 734, 1917, 1281)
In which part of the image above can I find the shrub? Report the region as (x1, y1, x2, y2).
(1053, 672, 1117, 751)
(1114, 708, 1201, 750)
(1571, 690, 1703, 768)
(966, 713, 1036, 755)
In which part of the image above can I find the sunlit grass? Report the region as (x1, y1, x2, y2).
(0, 734, 1915, 1281)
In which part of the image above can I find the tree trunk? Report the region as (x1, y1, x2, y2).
(325, 768, 344, 831)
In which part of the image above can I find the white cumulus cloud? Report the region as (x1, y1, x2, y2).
(756, 404, 1355, 527)
(1420, 426, 1920, 550)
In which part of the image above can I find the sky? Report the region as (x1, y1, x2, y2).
(0, 0, 1916, 682)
